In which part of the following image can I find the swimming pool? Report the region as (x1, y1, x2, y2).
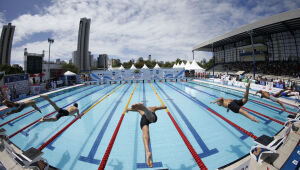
(0, 81, 298, 169)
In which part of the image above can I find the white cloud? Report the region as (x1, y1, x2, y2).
(7, 0, 300, 65)
(0, 12, 5, 28)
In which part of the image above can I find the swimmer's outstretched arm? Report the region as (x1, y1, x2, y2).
(76, 109, 81, 118)
(211, 97, 223, 104)
(152, 105, 167, 111)
(126, 108, 138, 112)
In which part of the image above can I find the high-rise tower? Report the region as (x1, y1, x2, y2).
(76, 18, 91, 71)
(0, 23, 15, 65)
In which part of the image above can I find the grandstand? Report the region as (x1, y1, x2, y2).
(193, 9, 300, 83)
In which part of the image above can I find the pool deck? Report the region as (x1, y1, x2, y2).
(218, 123, 300, 170)
(0, 84, 84, 111)
(192, 79, 300, 170)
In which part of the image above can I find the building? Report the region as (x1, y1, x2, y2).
(97, 54, 108, 69)
(193, 9, 300, 75)
(74, 17, 91, 71)
(24, 48, 44, 74)
(0, 23, 15, 65)
(148, 55, 152, 61)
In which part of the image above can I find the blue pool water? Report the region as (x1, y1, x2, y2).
(0, 81, 298, 170)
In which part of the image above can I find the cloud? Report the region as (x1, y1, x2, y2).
(7, 0, 300, 65)
(0, 12, 5, 28)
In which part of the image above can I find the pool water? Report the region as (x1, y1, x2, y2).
(0, 81, 297, 170)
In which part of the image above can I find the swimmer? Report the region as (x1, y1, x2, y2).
(1, 98, 41, 116)
(274, 89, 300, 100)
(127, 103, 167, 168)
(211, 82, 259, 122)
(255, 90, 287, 110)
(39, 95, 80, 122)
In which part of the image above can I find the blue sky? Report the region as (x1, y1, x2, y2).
(0, 0, 299, 66)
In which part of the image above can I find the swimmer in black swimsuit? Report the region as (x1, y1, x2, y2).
(39, 94, 80, 122)
(127, 103, 167, 168)
(211, 81, 259, 122)
(2, 99, 41, 116)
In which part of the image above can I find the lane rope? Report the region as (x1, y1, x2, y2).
(38, 83, 125, 151)
(98, 83, 138, 169)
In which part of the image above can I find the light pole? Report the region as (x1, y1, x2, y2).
(48, 38, 54, 80)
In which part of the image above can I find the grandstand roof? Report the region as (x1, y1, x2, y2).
(193, 8, 300, 52)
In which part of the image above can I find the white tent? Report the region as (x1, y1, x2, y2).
(189, 60, 205, 72)
(119, 65, 125, 70)
(130, 64, 137, 70)
(142, 64, 148, 69)
(154, 63, 160, 69)
(108, 65, 113, 70)
(185, 61, 191, 70)
(172, 63, 178, 68)
(64, 71, 76, 76)
(179, 62, 185, 68)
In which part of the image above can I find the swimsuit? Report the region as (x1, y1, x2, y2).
(228, 99, 244, 113)
(140, 112, 157, 129)
(56, 108, 70, 120)
(281, 92, 287, 97)
(15, 102, 26, 112)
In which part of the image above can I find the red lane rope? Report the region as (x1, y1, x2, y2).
(206, 108, 258, 140)
(38, 83, 125, 151)
(99, 114, 125, 170)
(166, 111, 207, 170)
(150, 83, 207, 170)
(99, 83, 137, 169)
(252, 99, 296, 115)
(8, 110, 57, 138)
(242, 107, 284, 125)
(0, 110, 36, 127)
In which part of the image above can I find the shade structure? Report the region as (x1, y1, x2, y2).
(64, 71, 76, 76)
(130, 64, 137, 70)
(142, 64, 148, 69)
(119, 65, 125, 70)
(179, 62, 185, 68)
(172, 63, 178, 68)
(154, 63, 160, 69)
(185, 61, 191, 70)
(189, 60, 205, 72)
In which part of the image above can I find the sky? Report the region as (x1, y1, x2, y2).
(0, 0, 299, 66)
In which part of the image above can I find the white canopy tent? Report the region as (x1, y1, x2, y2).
(185, 61, 191, 70)
(130, 64, 137, 70)
(154, 63, 160, 69)
(119, 65, 125, 70)
(142, 64, 149, 69)
(179, 62, 185, 68)
(189, 60, 205, 73)
(172, 63, 177, 68)
(64, 71, 76, 76)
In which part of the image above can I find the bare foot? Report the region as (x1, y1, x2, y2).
(252, 117, 259, 123)
(39, 117, 44, 122)
(40, 95, 49, 100)
(146, 152, 153, 168)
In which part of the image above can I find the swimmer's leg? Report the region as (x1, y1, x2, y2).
(277, 100, 287, 111)
(142, 125, 153, 168)
(29, 101, 41, 113)
(40, 116, 58, 122)
(40, 95, 60, 112)
(238, 108, 259, 123)
(242, 81, 251, 104)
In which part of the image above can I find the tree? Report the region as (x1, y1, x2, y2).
(0, 64, 24, 75)
(61, 63, 79, 74)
